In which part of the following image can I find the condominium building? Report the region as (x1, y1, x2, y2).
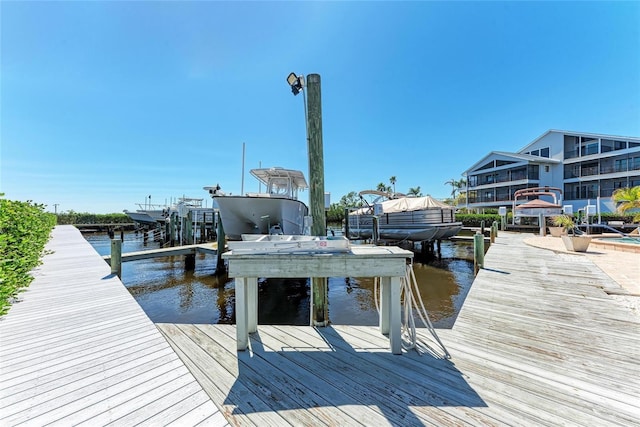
(462, 130, 640, 214)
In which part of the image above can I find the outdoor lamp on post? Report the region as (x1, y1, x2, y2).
(285, 71, 328, 326)
(287, 72, 304, 95)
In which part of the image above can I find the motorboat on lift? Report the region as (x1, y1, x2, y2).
(204, 167, 309, 240)
(346, 190, 462, 242)
(123, 201, 168, 226)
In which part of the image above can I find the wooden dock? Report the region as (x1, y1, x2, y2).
(2, 227, 638, 426)
(0, 226, 228, 426)
(158, 231, 639, 426)
(102, 242, 218, 264)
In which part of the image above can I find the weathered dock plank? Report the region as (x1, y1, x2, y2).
(0, 225, 227, 426)
(4, 225, 638, 426)
(158, 231, 639, 426)
(102, 242, 218, 263)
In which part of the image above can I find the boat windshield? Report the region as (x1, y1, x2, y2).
(268, 177, 296, 199)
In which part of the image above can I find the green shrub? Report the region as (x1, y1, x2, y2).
(455, 213, 502, 227)
(56, 211, 133, 225)
(0, 197, 56, 315)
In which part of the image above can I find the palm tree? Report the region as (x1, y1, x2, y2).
(444, 178, 460, 198)
(376, 182, 391, 193)
(612, 186, 640, 221)
(389, 176, 397, 194)
(408, 186, 422, 197)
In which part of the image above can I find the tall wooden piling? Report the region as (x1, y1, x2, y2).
(215, 212, 226, 273)
(307, 73, 328, 327)
(372, 216, 380, 245)
(473, 231, 484, 274)
(110, 239, 122, 278)
(184, 211, 195, 270)
(170, 212, 177, 246)
(344, 208, 350, 240)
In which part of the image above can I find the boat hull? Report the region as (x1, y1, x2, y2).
(213, 196, 309, 240)
(347, 210, 462, 242)
(124, 210, 160, 226)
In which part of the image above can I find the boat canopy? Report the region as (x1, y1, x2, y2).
(352, 195, 454, 215)
(250, 167, 308, 190)
(515, 199, 561, 210)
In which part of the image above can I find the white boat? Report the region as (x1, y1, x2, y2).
(347, 191, 462, 242)
(123, 203, 168, 226)
(125, 197, 215, 227)
(204, 167, 309, 240)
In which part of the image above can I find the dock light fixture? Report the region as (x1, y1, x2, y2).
(287, 72, 304, 95)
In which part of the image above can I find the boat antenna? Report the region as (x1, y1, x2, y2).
(241, 142, 245, 196)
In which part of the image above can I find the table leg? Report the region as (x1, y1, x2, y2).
(389, 276, 402, 355)
(247, 277, 258, 333)
(235, 277, 248, 351)
(379, 277, 391, 335)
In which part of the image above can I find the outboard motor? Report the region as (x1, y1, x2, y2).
(270, 224, 284, 235)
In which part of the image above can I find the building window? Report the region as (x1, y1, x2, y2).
(544, 165, 550, 172)
(564, 135, 579, 159)
(511, 167, 527, 181)
(477, 161, 495, 171)
(601, 139, 614, 152)
(528, 165, 539, 180)
(615, 158, 628, 173)
(540, 147, 550, 158)
(581, 137, 598, 156)
(614, 140, 627, 150)
(581, 162, 599, 177)
(531, 149, 539, 156)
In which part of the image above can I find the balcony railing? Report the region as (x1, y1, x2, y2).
(580, 165, 599, 176)
(471, 172, 528, 188)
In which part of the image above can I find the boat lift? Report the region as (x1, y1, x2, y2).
(512, 186, 563, 226)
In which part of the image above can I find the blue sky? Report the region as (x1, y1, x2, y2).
(2, 1, 639, 214)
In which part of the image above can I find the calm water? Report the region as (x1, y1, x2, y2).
(86, 232, 474, 328)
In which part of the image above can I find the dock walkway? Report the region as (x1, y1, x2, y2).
(157, 231, 639, 426)
(0, 226, 227, 426)
(2, 228, 638, 426)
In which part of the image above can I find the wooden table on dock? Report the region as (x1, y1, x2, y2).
(223, 245, 413, 355)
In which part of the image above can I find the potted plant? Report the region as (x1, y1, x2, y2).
(552, 214, 591, 252)
(547, 216, 567, 237)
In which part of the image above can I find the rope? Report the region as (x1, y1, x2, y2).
(373, 262, 451, 358)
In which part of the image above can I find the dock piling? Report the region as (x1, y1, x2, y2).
(215, 212, 226, 273)
(473, 231, 484, 274)
(110, 239, 122, 278)
(307, 73, 328, 326)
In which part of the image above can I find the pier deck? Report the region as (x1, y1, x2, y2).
(102, 242, 218, 264)
(1, 228, 638, 426)
(159, 231, 639, 426)
(0, 226, 227, 426)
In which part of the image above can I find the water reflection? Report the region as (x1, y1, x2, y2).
(85, 232, 474, 329)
